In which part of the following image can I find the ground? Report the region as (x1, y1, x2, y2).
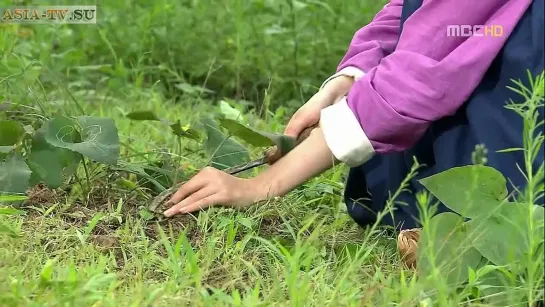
(0, 0, 543, 306)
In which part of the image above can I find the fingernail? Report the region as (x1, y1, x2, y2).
(163, 208, 175, 217)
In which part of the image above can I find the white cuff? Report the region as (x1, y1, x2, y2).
(319, 97, 375, 167)
(319, 66, 366, 91)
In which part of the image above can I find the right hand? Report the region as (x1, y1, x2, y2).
(284, 75, 354, 138)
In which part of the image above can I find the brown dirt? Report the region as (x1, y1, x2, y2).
(257, 215, 284, 238)
(19, 180, 203, 248)
(143, 214, 203, 244)
(16, 180, 290, 270)
(25, 183, 62, 207)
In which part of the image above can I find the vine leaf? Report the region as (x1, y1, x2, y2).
(26, 126, 81, 189)
(0, 120, 25, 146)
(0, 153, 32, 194)
(218, 118, 296, 155)
(467, 202, 543, 271)
(419, 165, 508, 218)
(202, 117, 249, 170)
(417, 212, 482, 286)
(43, 115, 120, 165)
(477, 268, 526, 305)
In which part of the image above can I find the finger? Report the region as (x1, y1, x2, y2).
(166, 175, 207, 206)
(284, 118, 304, 138)
(179, 194, 223, 214)
(166, 186, 215, 216)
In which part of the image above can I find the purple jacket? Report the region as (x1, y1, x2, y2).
(319, 0, 532, 167)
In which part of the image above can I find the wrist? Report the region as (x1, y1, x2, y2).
(249, 173, 277, 201)
(322, 75, 354, 98)
(248, 128, 336, 202)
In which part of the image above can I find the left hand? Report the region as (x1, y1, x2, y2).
(162, 166, 265, 217)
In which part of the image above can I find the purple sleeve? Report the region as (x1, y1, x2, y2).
(345, 0, 532, 153)
(336, 0, 404, 73)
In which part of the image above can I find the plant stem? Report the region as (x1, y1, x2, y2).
(174, 136, 182, 183)
(81, 155, 91, 195)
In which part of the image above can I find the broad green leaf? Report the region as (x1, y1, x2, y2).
(126, 110, 161, 121)
(27, 125, 81, 188)
(477, 269, 525, 305)
(0, 120, 24, 146)
(0, 153, 32, 193)
(218, 118, 297, 155)
(219, 100, 243, 121)
(417, 212, 482, 286)
(419, 165, 508, 218)
(467, 202, 543, 270)
(202, 117, 249, 170)
(27, 150, 65, 188)
(218, 118, 273, 147)
(170, 120, 200, 141)
(43, 116, 120, 165)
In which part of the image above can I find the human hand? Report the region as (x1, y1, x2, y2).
(163, 167, 267, 217)
(284, 75, 353, 138)
(162, 127, 336, 217)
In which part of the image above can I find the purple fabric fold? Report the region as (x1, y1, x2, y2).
(337, 0, 403, 73)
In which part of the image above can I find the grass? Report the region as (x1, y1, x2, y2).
(0, 0, 543, 306)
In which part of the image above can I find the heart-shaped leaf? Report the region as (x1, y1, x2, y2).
(419, 165, 508, 218)
(202, 117, 249, 170)
(26, 125, 81, 188)
(0, 153, 32, 194)
(218, 118, 297, 155)
(126, 110, 161, 121)
(417, 212, 482, 286)
(477, 267, 526, 305)
(0, 120, 24, 146)
(43, 115, 120, 165)
(467, 202, 543, 270)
